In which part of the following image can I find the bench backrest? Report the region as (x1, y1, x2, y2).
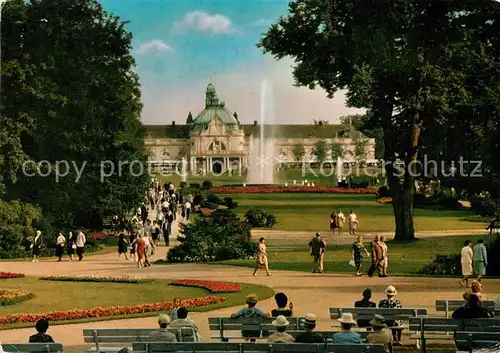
(435, 300, 496, 313)
(454, 332, 500, 351)
(132, 342, 386, 353)
(409, 317, 500, 332)
(329, 308, 427, 321)
(208, 317, 305, 332)
(287, 331, 371, 341)
(83, 328, 196, 344)
(1, 344, 64, 353)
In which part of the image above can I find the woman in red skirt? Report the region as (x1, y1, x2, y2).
(136, 235, 146, 268)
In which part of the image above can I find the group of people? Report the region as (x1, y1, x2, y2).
(329, 210, 359, 235)
(30, 229, 87, 262)
(460, 239, 488, 287)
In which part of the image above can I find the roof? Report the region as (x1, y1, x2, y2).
(144, 124, 368, 140)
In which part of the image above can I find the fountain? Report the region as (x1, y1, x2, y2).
(336, 156, 344, 186)
(246, 79, 275, 184)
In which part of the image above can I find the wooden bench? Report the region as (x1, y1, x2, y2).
(455, 332, 500, 353)
(329, 307, 427, 329)
(83, 328, 197, 353)
(435, 300, 496, 317)
(208, 317, 306, 341)
(1, 344, 64, 353)
(132, 342, 386, 353)
(409, 317, 500, 352)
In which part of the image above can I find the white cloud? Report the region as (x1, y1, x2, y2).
(251, 18, 273, 27)
(136, 40, 173, 55)
(140, 57, 365, 126)
(173, 11, 234, 35)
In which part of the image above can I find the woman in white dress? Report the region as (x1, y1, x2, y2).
(460, 240, 473, 287)
(253, 237, 271, 276)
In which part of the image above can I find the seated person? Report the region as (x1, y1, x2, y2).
(29, 319, 54, 343)
(295, 313, 324, 343)
(471, 280, 485, 300)
(333, 313, 361, 344)
(378, 286, 403, 345)
(170, 298, 181, 320)
(149, 314, 177, 342)
(271, 292, 293, 317)
(354, 288, 376, 328)
(169, 307, 201, 341)
(268, 316, 294, 343)
(452, 293, 493, 319)
(231, 294, 270, 342)
(366, 315, 393, 353)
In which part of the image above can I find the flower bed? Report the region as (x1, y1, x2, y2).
(212, 186, 377, 194)
(39, 275, 153, 283)
(170, 280, 241, 293)
(0, 290, 34, 306)
(0, 272, 25, 279)
(0, 296, 225, 325)
(89, 232, 109, 241)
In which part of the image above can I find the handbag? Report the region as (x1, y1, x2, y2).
(72, 244, 77, 250)
(349, 259, 356, 267)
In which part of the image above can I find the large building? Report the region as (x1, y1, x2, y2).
(144, 84, 376, 173)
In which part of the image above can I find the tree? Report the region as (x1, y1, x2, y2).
(353, 134, 369, 163)
(341, 114, 385, 159)
(4, 0, 150, 228)
(292, 143, 306, 164)
(259, 0, 500, 241)
(312, 140, 327, 164)
(330, 142, 345, 161)
(186, 111, 193, 124)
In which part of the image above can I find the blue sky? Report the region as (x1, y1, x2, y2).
(100, 0, 363, 125)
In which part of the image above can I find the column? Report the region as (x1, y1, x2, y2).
(225, 157, 229, 173)
(208, 157, 212, 173)
(238, 157, 242, 175)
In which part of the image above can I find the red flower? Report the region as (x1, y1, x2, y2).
(0, 272, 25, 279)
(171, 280, 241, 293)
(0, 296, 225, 325)
(211, 186, 376, 194)
(89, 232, 109, 241)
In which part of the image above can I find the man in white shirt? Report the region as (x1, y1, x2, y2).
(56, 232, 66, 262)
(184, 201, 191, 220)
(337, 210, 346, 235)
(76, 231, 86, 261)
(162, 200, 169, 214)
(348, 210, 359, 235)
(149, 314, 177, 342)
(169, 307, 200, 342)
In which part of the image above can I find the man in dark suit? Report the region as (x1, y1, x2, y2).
(368, 235, 383, 277)
(354, 288, 377, 327)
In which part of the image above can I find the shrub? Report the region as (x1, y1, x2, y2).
(167, 209, 256, 262)
(486, 235, 500, 276)
(207, 194, 221, 205)
(201, 180, 213, 190)
(224, 197, 238, 209)
(350, 175, 372, 188)
(244, 209, 277, 228)
(199, 201, 218, 210)
(470, 191, 498, 217)
(189, 183, 201, 189)
(193, 193, 204, 206)
(377, 186, 390, 197)
(418, 255, 461, 276)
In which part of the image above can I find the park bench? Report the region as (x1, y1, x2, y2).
(454, 332, 500, 353)
(409, 317, 500, 352)
(132, 342, 386, 353)
(1, 343, 64, 353)
(83, 328, 197, 353)
(208, 317, 306, 341)
(435, 300, 496, 317)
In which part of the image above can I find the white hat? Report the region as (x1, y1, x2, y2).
(338, 312, 356, 325)
(385, 285, 397, 296)
(304, 313, 317, 324)
(158, 314, 171, 325)
(272, 315, 290, 327)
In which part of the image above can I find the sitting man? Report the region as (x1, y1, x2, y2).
(354, 288, 376, 328)
(366, 315, 393, 353)
(271, 292, 293, 317)
(29, 319, 54, 343)
(452, 293, 493, 319)
(295, 313, 324, 343)
(149, 314, 177, 342)
(169, 307, 201, 341)
(333, 313, 361, 344)
(268, 316, 295, 343)
(231, 294, 270, 342)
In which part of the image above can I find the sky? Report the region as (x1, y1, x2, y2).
(100, 0, 365, 125)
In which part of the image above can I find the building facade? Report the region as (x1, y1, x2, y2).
(144, 84, 376, 173)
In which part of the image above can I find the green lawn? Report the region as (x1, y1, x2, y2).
(213, 193, 485, 232)
(0, 277, 273, 329)
(218, 235, 496, 275)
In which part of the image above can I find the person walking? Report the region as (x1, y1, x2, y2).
(337, 209, 346, 235)
(55, 232, 65, 262)
(164, 208, 174, 246)
(379, 236, 389, 277)
(460, 240, 474, 287)
(184, 200, 191, 220)
(253, 237, 270, 276)
(31, 230, 42, 263)
(75, 230, 86, 261)
(348, 210, 359, 235)
(118, 233, 129, 260)
(329, 211, 337, 235)
(352, 236, 370, 276)
(368, 235, 383, 277)
(309, 232, 326, 273)
(473, 239, 488, 283)
(136, 234, 146, 268)
(67, 231, 76, 261)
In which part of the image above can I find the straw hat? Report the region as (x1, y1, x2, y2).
(272, 315, 290, 327)
(369, 314, 387, 328)
(338, 312, 356, 325)
(158, 314, 171, 325)
(304, 313, 317, 324)
(385, 285, 397, 296)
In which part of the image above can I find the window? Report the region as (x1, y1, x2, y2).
(208, 141, 226, 152)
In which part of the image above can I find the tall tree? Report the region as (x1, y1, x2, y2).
(312, 140, 327, 164)
(341, 114, 385, 159)
(292, 143, 306, 164)
(259, 0, 500, 241)
(330, 142, 345, 161)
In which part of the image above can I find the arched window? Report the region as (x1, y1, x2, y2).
(161, 148, 170, 157)
(208, 141, 226, 152)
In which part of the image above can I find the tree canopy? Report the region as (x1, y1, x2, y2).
(260, 0, 500, 241)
